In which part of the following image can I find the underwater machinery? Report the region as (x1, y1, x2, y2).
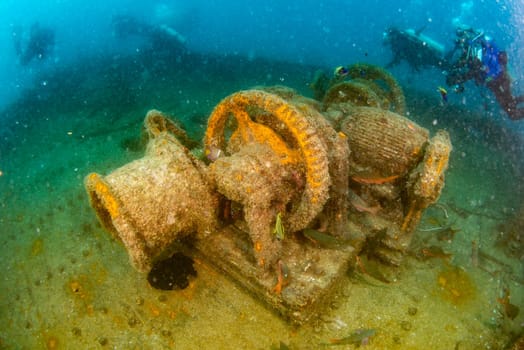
(85, 64, 452, 324)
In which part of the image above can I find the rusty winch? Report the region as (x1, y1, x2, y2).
(85, 64, 451, 323)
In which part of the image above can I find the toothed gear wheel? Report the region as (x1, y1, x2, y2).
(205, 89, 331, 231)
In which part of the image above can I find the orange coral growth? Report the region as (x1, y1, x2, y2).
(87, 173, 120, 219)
(45, 336, 58, 350)
(69, 280, 88, 300)
(67, 275, 96, 316)
(149, 304, 161, 317)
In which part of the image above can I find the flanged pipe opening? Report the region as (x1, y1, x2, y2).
(147, 252, 197, 290)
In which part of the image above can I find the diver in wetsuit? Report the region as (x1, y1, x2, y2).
(13, 23, 55, 66)
(112, 15, 186, 53)
(445, 27, 524, 120)
(383, 26, 448, 71)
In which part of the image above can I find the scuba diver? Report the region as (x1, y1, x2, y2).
(112, 15, 186, 54)
(383, 26, 448, 71)
(13, 22, 55, 66)
(445, 27, 524, 120)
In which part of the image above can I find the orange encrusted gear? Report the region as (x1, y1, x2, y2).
(322, 80, 383, 109)
(347, 63, 406, 115)
(204, 89, 331, 232)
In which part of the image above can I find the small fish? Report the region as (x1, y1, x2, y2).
(436, 225, 460, 241)
(273, 212, 285, 240)
(349, 190, 381, 214)
(416, 245, 452, 261)
(453, 84, 464, 93)
(272, 260, 289, 294)
(303, 228, 344, 248)
(355, 256, 391, 284)
(334, 66, 349, 78)
(351, 174, 400, 185)
(437, 86, 448, 103)
(327, 328, 376, 347)
(497, 288, 520, 320)
(205, 146, 222, 161)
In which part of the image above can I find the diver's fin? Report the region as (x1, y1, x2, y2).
(415, 25, 427, 36)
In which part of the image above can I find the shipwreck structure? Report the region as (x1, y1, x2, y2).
(85, 64, 452, 324)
